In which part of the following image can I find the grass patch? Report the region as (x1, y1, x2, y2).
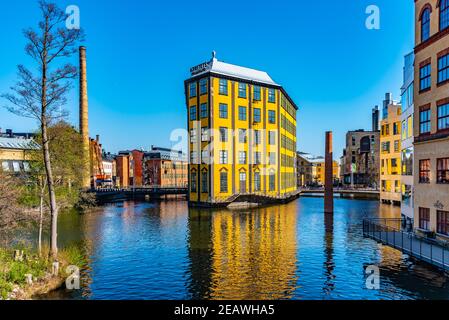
(0, 245, 87, 300)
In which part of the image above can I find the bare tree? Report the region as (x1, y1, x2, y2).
(2, 0, 84, 258)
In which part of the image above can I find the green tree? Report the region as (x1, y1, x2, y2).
(2, 1, 84, 258)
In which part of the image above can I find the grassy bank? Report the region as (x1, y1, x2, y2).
(0, 246, 86, 300)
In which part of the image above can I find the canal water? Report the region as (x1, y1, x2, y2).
(44, 197, 449, 300)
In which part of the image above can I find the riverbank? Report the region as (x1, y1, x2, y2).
(0, 246, 85, 300)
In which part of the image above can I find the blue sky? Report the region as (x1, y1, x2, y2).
(0, 0, 414, 158)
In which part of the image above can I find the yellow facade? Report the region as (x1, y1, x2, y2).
(314, 161, 340, 185)
(380, 103, 402, 204)
(185, 56, 298, 205)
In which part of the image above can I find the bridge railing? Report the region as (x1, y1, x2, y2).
(363, 218, 449, 271)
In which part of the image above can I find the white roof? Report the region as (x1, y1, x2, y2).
(192, 53, 278, 86)
(0, 137, 40, 150)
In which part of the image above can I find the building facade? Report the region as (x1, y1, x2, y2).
(401, 52, 415, 221)
(414, 0, 449, 238)
(380, 94, 402, 205)
(297, 152, 315, 187)
(0, 130, 39, 174)
(143, 147, 188, 188)
(341, 129, 380, 188)
(185, 53, 298, 205)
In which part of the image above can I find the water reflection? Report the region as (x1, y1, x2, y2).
(42, 198, 449, 300)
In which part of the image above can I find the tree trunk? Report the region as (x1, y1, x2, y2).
(38, 177, 46, 257)
(41, 23, 59, 259)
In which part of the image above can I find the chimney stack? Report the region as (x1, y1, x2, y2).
(79, 46, 91, 189)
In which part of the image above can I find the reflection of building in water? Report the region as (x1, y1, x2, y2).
(188, 202, 298, 299)
(323, 214, 335, 296)
(187, 209, 214, 299)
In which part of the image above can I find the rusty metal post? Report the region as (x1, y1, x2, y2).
(325, 131, 334, 214)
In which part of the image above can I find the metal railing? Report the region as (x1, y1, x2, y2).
(363, 218, 449, 272)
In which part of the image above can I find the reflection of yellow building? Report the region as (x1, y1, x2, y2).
(208, 203, 298, 299)
(185, 53, 298, 206)
(380, 97, 402, 204)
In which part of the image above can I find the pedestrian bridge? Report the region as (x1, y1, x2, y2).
(299, 188, 379, 199)
(94, 186, 188, 201)
(363, 218, 449, 272)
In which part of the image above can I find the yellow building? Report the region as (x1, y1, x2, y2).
(380, 94, 402, 204)
(0, 134, 39, 174)
(185, 52, 298, 206)
(313, 160, 340, 186)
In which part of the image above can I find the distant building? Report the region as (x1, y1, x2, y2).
(0, 129, 39, 174)
(143, 146, 188, 188)
(380, 93, 402, 205)
(413, 0, 449, 238)
(297, 152, 339, 187)
(400, 52, 415, 221)
(341, 129, 380, 188)
(115, 149, 145, 188)
(101, 152, 115, 187)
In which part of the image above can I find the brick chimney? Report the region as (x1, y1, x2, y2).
(79, 46, 91, 189)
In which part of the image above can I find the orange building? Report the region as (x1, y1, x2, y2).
(143, 147, 188, 188)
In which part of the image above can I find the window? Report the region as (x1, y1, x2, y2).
(254, 152, 261, 165)
(190, 106, 197, 121)
(190, 171, 197, 192)
(269, 172, 275, 191)
(200, 103, 208, 118)
(190, 151, 198, 164)
(269, 152, 276, 165)
(394, 140, 400, 152)
(419, 159, 431, 183)
(268, 88, 275, 103)
(23, 162, 30, 172)
(421, 8, 431, 42)
(201, 171, 208, 193)
(268, 131, 276, 145)
(268, 110, 276, 124)
(1, 161, 9, 172)
(189, 82, 197, 98)
(437, 158, 449, 183)
(419, 208, 430, 230)
(393, 122, 400, 135)
(254, 172, 261, 192)
(438, 103, 449, 130)
(253, 86, 261, 101)
(201, 127, 209, 142)
(201, 150, 210, 164)
(402, 147, 413, 176)
(239, 151, 247, 164)
(238, 129, 247, 143)
(190, 129, 197, 144)
(381, 141, 390, 153)
(238, 83, 247, 98)
(219, 103, 228, 118)
(220, 171, 228, 193)
(441, 0, 449, 31)
(219, 151, 228, 164)
(420, 64, 431, 91)
(219, 127, 228, 142)
(254, 130, 261, 145)
(437, 211, 449, 236)
(420, 108, 431, 134)
(438, 54, 449, 84)
(253, 108, 261, 123)
(219, 79, 228, 95)
(199, 78, 208, 95)
(238, 106, 247, 121)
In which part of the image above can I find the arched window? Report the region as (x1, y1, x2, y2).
(441, 0, 449, 31)
(422, 8, 431, 41)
